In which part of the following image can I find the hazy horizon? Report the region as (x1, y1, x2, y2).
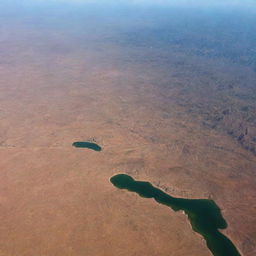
(0, 1, 255, 256)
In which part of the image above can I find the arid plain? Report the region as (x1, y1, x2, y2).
(0, 2, 256, 256)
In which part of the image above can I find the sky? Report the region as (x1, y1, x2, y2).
(3, 0, 256, 7)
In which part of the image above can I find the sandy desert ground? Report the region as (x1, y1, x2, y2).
(0, 2, 256, 256)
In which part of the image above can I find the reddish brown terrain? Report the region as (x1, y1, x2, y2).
(0, 1, 256, 256)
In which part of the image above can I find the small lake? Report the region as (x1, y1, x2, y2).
(110, 174, 241, 256)
(72, 141, 102, 151)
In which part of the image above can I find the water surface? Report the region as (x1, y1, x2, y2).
(110, 174, 241, 256)
(72, 141, 102, 151)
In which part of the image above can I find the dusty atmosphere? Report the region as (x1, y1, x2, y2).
(0, 1, 256, 256)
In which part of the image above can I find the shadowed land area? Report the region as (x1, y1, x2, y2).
(72, 141, 102, 151)
(111, 174, 241, 256)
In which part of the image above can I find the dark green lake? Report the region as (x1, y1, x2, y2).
(110, 174, 241, 256)
(72, 141, 102, 151)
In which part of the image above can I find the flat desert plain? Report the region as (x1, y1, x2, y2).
(0, 2, 256, 256)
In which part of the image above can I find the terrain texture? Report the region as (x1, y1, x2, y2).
(0, 2, 255, 256)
